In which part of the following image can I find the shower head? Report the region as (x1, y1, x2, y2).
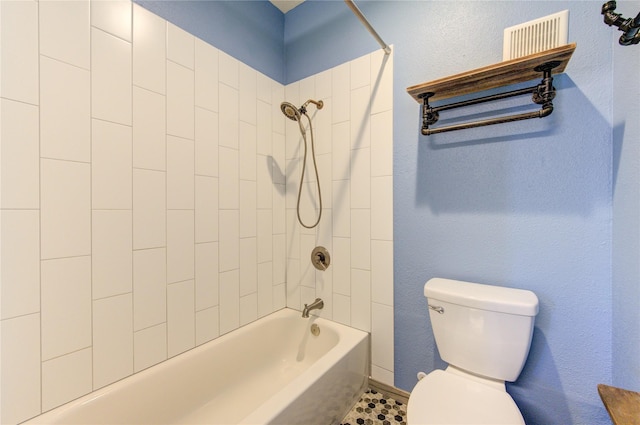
(281, 102, 301, 121)
(280, 99, 324, 121)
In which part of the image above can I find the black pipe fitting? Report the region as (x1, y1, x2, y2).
(602, 1, 640, 46)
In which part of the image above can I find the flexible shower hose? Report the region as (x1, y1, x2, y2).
(295, 112, 322, 229)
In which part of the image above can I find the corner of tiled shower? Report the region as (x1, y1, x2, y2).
(0, 0, 394, 423)
(282, 48, 395, 386)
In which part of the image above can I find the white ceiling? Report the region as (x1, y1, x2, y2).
(270, 0, 305, 14)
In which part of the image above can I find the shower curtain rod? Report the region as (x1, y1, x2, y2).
(344, 0, 391, 55)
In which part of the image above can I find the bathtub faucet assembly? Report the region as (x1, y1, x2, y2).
(302, 298, 324, 318)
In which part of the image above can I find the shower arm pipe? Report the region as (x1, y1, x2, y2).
(344, 0, 391, 55)
(301, 99, 324, 112)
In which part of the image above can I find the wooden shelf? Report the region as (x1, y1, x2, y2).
(598, 384, 640, 425)
(407, 43, 576, 103)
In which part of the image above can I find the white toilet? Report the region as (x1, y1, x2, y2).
(407, 278, 539, 425)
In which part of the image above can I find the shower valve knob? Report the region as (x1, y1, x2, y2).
(311, 246, 330, 271)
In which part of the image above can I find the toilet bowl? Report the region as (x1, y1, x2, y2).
(407, 369, 524, 424)
(407, 278, 539, 425)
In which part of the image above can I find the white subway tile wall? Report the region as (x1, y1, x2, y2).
(0, 1, 394, 423)
(284, 47, 394, 386)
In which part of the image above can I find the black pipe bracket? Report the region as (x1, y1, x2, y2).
(602, 1, 640, 46)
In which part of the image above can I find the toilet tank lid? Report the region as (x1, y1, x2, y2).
(424, 278, 539, 316)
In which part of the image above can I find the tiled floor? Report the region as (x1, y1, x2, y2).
(340, 388, 407, 425)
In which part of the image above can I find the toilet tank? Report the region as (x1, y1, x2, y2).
(424, 278, 539, 382)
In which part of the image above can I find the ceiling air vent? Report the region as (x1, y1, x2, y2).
(503, 10, 569, 61)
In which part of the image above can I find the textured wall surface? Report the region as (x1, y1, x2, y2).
(612, 0, 640, 392)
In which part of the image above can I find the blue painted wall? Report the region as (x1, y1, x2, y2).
(284, 0, 379, 83)
(134, 1, 640, 423)
(612, 0, 640, 392)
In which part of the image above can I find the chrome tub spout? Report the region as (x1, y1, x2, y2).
(302, 298, 324, 318)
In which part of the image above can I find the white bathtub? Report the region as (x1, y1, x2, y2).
(24, 308, 369, 425)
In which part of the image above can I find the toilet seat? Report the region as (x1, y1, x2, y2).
(407, 370, 525, 425)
